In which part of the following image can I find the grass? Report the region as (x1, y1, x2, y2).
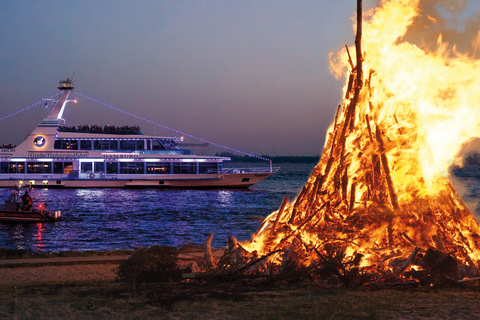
(2, 279, 480, 319)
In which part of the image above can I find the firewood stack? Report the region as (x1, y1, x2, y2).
(215, 0, 480, 284)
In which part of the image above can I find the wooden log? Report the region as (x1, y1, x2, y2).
(274, 201, 330, 252)
(367, 70, 374, 98)
(365, 114, 374, 142)
(372, 154, 381, 190)
(237, 249, 282, 274)
(228, 236, 238, 250)
(401, 232, 417, 247)
(355, 0, 363, 86)
(394, 115, 403, 135)
(345, 72, 355, 100)
(394, 247, 419, 274)
(349, 181, 357, 212)
(203, 233, 215, 269)
(272, 195, 289, 232)
(377, 251, 402, 269)
(345, 44, 355, 70)
(344, 0, 363, 131)
(320, 156, 335, 191)
(328, 105, 342, 159)
(289, 186, 307, 224)
(458, 277, 480, 283)
(375, 127, 399, 210)
(341, 164, 349, 201)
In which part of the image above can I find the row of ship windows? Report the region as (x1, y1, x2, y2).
(54, 139, 177, 151)
(0, 161, 220, 175)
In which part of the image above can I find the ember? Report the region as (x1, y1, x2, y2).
(214, 0, 480, 285)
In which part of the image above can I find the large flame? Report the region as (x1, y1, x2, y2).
(235, 0, 480, 279)
(330, 0, 480, 198)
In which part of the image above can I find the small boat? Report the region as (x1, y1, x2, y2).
(0, 187, 61, 222)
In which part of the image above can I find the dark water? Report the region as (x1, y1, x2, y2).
(0, 161, 317, 252)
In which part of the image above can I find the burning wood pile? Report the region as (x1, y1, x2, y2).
(210, 0, 480, 285)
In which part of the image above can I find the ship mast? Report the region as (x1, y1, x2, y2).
(45, 78, 76, 121)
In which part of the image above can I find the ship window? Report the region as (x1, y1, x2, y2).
(94, 162, 105, 173)
(120, 162, 144, 174)
(146, 162, 171, 174)
(8, 162, 25, 174)
(106, 162, 118, 174)
(146, 140, 151, 150)
(27, 162, 52, 174)
(242, 178, 250, 183)
(199, 163, 218, 174)
(59, 140, 78, 150)
(120, 140, 137, 150)
(0, 162, 8, 173)
(64, 162, 73, 174)
(54, 161, 73, 174)
(94, 140, 118, 150)
(80, 140, 92, 150)
(54, 162, 63, 173)
(172, 162, 196, 174)
(81, 162, 93, 173)
(152, 140, 165, 150)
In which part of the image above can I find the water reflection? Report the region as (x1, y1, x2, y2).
(35, 223, 45, 250)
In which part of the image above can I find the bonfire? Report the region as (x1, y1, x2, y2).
(211, 0, 480, 285)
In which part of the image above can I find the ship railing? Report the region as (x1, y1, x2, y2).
(206, 167, 280, 174)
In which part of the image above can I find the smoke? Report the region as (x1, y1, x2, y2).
(449, 174, 480, 221)
(449, 137, 480, 221)
(402, 0, 480, 56)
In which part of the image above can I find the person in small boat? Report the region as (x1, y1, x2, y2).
(22, 191, 33, 211)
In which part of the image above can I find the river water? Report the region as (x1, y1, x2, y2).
(3, 160, 480, 253)
(0, 161, 317, 252)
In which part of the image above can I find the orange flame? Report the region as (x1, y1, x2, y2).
(331, 0, 480, 199)
(239, 0, 480, 278)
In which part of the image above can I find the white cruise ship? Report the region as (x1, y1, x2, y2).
(0, 79, 278, 188)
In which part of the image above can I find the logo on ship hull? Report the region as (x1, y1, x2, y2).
(33, 136, 46, 147)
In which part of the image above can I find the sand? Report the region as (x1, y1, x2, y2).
(0, 263, 118, 285)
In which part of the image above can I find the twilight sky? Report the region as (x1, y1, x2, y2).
(0, 0, 375, 156)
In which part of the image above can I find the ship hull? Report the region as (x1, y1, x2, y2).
(0, 172, 274, 189)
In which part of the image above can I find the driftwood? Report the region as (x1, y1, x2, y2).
(203, 233, 215, 269)
(394, 247, 419, 274)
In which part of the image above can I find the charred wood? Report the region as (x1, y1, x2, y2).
(272, 195, 289, 232)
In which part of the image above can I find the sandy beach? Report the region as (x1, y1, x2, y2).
(2, 251, 480, 319)
(0, 249, 221, 285)
(0, 263, 119, 285)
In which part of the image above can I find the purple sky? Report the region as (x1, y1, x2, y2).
(0, 1, 370, 156)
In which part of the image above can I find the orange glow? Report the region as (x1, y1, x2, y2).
(238, 0, 480, 280)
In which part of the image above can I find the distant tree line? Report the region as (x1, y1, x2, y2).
(215, 152, 320, 163)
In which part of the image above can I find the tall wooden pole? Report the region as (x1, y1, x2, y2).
(355, 0, 363, 87)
